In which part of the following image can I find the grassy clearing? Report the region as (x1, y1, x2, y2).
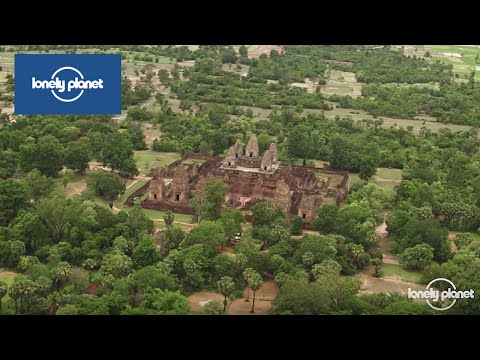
(323, 107, 473, 134)
(92, 196, 111, 209)
(424, 45, 480, 78)
(375, 168, 403, 181)
(0, 271, 18, 301)
(118, 180, 147, 206)
(381, 263, 423, 284)
(134, 151, 181, 175)
(350, 167, 402, 192)
(139, 209, 193, 223)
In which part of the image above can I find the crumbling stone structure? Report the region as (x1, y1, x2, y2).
(167, 165, 189, 203)
(245, 134, 259, 158)
(140, 135, 349, 222)
(149, 178, 165, 201)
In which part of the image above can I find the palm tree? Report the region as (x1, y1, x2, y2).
(247, 272, 263, 314)
(242, 268, 256, 302)
(163, 211, 175, 228)
(216, 276, 235, 313)
(0, 281, 8, 312)
(51, 262, 72, 292)
(8, 282, 20, 315)
(82, 258, 97, 283)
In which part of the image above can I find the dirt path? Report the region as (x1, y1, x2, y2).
(375, 214, 400, 265)
(0, 271, 17, 277)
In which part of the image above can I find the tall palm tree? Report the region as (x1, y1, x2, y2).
(247, 272, 263, 314)
(216, 276, 235, 313)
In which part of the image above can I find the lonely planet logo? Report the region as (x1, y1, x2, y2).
(32, 66, 104, 103)
(15, 54, 121, 114)
(408, 278, 475, 311)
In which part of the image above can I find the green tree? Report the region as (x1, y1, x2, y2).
(220, 209, 244, 240)
(0, 280, 7, 312)
(0, 150, 18, 179)
(0, 240, 26, 268)
(311, 259, 342, 280)
(82, 258, 97, 283)
(312, 204, 338, 233)
(100, 252, 133, 278)
(23, 169, 55, 202)
(17, 256, 40, 273)
(371, 258, 383, 277)
(19, 135, 64, 177)
(216, 276, 235, 313)
(189, 178, 228, 221)
(203, 301, 223, 315)
(112, 236, 133, 255)
(401, 244, 434, 270)
(0, 179, 29, 226)
(238, 45, 248, 57)
(291, 216, 303, 235)
(163, 211, 175, 228)
(64, 141, 90, 173)
(125, 204, 155, 241)
(87, 170, 126, 201)
(453, 233, 473, 250)
(132, 234, 160, 269)
(122, 289, 190, 315)
(162, 226, 185, 252)
(125, 122, 147, 151)
(251, 200, 287, 228)
(245, 269, 263, 313)
(51, 261, 71, 291)
(158, 69, 170, 85)
(100, 132, 137, 174)
(273, 280, 331, 315)
(287, 125, 310, 159)
(180, 220, 226, 256)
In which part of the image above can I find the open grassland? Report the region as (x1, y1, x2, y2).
(323, 107, 473, 135)
(350, 167, 402, 192)
(321, 69, 362, 98)
(133, 151, 181, 176)
(424, 45, 480, 78)
(381, 263, 423, 284)
(118, 180, 148, 206)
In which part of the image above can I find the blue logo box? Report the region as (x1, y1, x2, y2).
(15, 54, 121, 115)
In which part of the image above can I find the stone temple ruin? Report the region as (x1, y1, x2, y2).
(135, 134, 349, 221)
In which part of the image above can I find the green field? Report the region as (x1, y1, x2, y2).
(323, 107, 473, 135)
(350, 167, 403, 192)
(381, 263, 423, 284)
(375, 168, 403, 180)
(134, 151, 181, 175)
(118, 180, 148, 206)
(424, 45, 480, 78)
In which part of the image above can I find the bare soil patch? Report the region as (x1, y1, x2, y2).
(248, 45, 284, 58)
(177, 60, 195, 67)
(143, 124, 162, 147)
(242, 281, 279, 301)
(187, 292, 225, 312)
(358, 271, 424, 296)
(228, 299, 272, 315)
